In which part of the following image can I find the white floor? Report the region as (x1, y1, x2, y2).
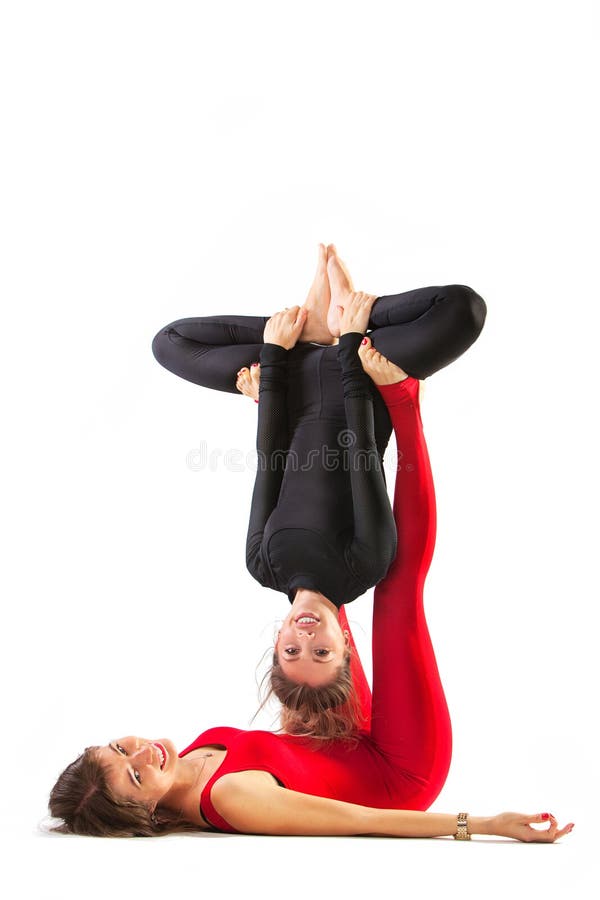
(6, 823, 592, 900)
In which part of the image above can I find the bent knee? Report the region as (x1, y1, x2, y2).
(151, 321, 183, 368)
(444, 284, 487, 338)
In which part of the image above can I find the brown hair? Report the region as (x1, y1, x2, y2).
(48, 747, 198, 838)
(260, 647, 366, 743)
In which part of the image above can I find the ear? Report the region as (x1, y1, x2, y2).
(343, 629, 350, 646)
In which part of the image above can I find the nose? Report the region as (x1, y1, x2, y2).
(131, 743, 153, 765)
(296, 629, 315, 639)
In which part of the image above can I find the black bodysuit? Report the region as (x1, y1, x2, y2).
(151, 284, 487, 607)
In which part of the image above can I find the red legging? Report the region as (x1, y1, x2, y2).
(340, 375, 452, 809)
(180, 374, 453, 828)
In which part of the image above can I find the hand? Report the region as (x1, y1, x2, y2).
(263, 306, 309, 350)
(337, 292, 378, 337)
(489, 811, 574, 843)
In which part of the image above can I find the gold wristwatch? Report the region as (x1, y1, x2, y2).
(454, 811, 471, 840)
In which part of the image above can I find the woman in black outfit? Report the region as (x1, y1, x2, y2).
(151, 244, 486, 733)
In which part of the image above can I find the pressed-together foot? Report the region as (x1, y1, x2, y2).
(236, 363, 261, 401)
(297, 243, 338, 346)
(358, 336, 426, 402)
(326, 244, 377, 337)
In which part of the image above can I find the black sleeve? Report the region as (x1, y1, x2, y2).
(245, 342, 290, 585)
(337, 333, 397, 584)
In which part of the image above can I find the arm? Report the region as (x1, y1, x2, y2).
(211, 772, 572, 842)
(245, 342, 290, 583)
(246, 306, 308, 583)
(337, 332, 397, 583)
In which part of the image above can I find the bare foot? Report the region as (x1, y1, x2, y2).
(326, 244, 377, 337)
(236, 363, 261, 401)
(298, 244, 338, 345)
(358, 336, 408, 384)
(358, 336, 426, 402)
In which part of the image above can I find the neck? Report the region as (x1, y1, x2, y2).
(158, 754, 214, 823)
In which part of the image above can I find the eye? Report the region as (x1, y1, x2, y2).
(315, 649, 331, 658)
(284, 647, 299, 656)
(116, 744, 127, 755)
(133, 770, 141, 784)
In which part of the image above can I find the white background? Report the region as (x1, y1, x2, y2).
(1, 1, 597, 897)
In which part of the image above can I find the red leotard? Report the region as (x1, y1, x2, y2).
(180, 376, 452, 831)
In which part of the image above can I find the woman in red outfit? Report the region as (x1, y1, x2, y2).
(48, 345, 574, 842)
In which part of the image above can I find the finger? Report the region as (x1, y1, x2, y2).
(546, 813, 574, 838)
(531, 812, 553, 823)
(538, 814, 561, 841)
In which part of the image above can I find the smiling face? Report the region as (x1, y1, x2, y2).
(275, 605, 349, 687)
(94, 736, 179, 808)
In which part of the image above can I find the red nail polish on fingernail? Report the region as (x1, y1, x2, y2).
(541, 813, 549, 820)
(254, 399, 259, 404)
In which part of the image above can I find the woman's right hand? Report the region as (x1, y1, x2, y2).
(337, 292, 378, 336)
(488, 811, 574, 842)
(263, 305, 308, 350)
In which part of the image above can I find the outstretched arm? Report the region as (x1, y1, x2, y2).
(210, 771, 572, 842)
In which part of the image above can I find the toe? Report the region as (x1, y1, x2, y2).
(358, 338, 373, 366)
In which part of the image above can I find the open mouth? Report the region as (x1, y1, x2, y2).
(152, 742, 167, 770)
(295, 613, 320, 625)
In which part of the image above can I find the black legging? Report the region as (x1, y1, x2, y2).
(151, 284, 486, 390)
(151, 285, 486, 605)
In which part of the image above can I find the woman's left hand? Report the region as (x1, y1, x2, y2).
(263, 306, 309, 350)
(489, 811, 574, 843)
(338, 292, 378, 336)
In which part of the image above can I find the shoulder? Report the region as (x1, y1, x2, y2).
(213, 770, 278, 795)
(211, 770, 280, 830)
